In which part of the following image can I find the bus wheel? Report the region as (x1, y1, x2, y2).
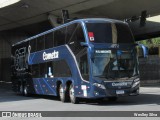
(23, 84, 29, 96)
(69, 84, 79, 104)
(19, 84, 24, 95)
(59, 84, 67, 102)
(108, 97, 118, 102)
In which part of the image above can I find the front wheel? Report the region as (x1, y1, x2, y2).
(69, 84, 79, 104)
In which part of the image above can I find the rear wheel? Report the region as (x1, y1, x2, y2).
(59, 84, 68, 102)
(19, 83, 24, 95)
(69, 84, 79, 104)
(23, 84, 30, 96)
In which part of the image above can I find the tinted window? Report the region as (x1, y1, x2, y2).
(75, 24, 86, 52)
(46, 62, 53, 78)
(66, 23, 78, 44)
(31, 60, 71, 78)
(45, 32, 54, 49)
(86, 22, 134, 43)
(39, 63, 47, 78)
(76, 48, 89, 81)
(53, 60, 72, 77)
(115, 23, 134, 43)
(54, 27, 66, 46)
(79, 52, 89, 80)
(66, 23, 85, 55)
(31, 64, 39, 78)
(86, 23, 112, 43)
(37, 36, 45, 51)
(30, 39, 37, 53)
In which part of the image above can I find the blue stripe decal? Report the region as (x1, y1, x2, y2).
(29, 53, 35, 64)
(37, 79, 44, 94)
(35, 86, 39, 94)
(42, 78, 56, 95)
(29, 54, 33, 63)
(31, 53, 35, 64)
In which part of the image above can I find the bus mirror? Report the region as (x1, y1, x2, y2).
(137, 44, 148, 58)
(80, 42, 88, 47)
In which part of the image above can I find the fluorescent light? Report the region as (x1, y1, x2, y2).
(147, 15, 160, 23)
(0, 0, 20, 8)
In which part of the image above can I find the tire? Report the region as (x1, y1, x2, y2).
(23, 84, 30, 96)
(108, 97, 118, 102)
(59, 84, 68, 102)
(19, 83, 24, 95)
(69, 84, 79, 104)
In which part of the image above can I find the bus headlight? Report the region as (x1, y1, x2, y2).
(93, 83, 106, 89)
(132, 81, 140, 88)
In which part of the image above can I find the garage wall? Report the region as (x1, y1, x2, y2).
(0, 21, 52, 83)
(139, 55, 160, 82)
(0, 31, 28, 82)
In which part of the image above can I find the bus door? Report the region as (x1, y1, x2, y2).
(76, 48, 89, 82)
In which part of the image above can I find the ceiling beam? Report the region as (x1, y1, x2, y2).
(50, 0, 115, 15)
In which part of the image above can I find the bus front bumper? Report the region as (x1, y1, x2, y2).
(91, 83, 140, 99)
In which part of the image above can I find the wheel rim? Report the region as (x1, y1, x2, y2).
(24, 86, 27, 95)
(59, 85, 64, 100)
(69, 85, 75, 102)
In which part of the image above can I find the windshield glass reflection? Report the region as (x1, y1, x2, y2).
(92, 49, 138, 80)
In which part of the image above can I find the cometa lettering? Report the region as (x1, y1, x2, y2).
(43, 51, 59, 61)
(112, 82, 128, 87)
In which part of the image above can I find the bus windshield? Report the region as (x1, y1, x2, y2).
(92, 49, 138, 80)
(86, 22, 134, 43)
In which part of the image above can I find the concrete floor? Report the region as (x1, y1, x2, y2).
(0, 84, 160, 119)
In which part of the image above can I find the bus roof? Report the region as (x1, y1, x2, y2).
(12, 18, 126, 46)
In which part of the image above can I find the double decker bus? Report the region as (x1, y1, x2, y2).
(11, 18, 142, 104)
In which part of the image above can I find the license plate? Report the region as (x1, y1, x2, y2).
(116, 90, 124, 95)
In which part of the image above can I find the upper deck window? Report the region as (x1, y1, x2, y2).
(66, 23, 86, 55)
(86, 22, 134, 43)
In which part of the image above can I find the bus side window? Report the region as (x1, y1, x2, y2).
(39, 63, 47, 78)
(66, 23, 78, 44)
(47, 62, 53, 78)
(79, 52, 89, 80)
(45, 32, 54, 49)
(76, 47, 89, 81)
(75, 24, 86, 53)
(66, 23, 85, 55)
(115, 23, 134, 43)
(76, 24, 85, 42)
(30, 39, 37, 53)
(54, 27, 66, 46)
(31, 64, 40, 78)
(53, 60, 72, 77)
(37, 36, 45, 51)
